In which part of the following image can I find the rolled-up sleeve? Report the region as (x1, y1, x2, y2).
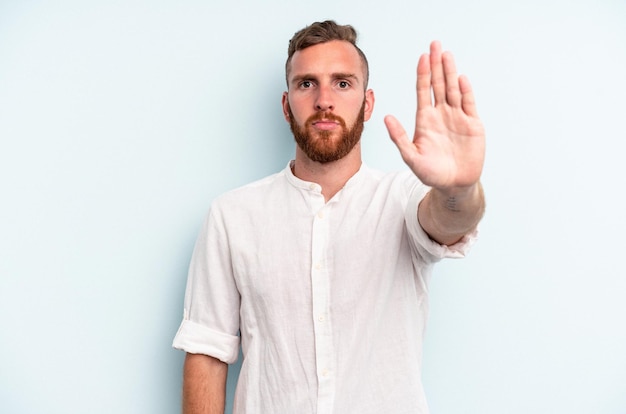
(173, 317, 240, 364)
(404, 180, 478, 263)
(172, 203, 241, 364)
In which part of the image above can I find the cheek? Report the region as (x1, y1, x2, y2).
(287, 99, 310, 124)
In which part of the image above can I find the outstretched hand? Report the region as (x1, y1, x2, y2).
(385, 41, 485, 191)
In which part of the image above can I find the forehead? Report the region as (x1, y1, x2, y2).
(288, 40, 365, 82)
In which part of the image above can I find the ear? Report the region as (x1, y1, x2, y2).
(281, 92, 290, 123)
(363, 89, 375, 122)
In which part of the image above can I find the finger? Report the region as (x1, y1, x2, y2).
(459, 74, 479, 117)
(384, 115, 419, 164)
(442, 51, 461, 108)
(416, 53, 432, 110)
(429, 41, 446, 106)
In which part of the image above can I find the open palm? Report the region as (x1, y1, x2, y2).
(385, 41, 485, 190)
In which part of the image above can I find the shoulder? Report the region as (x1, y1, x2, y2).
(209, 168, 289, 215)
(219, 170, 286, 200)
(339, 166, 429, 215)
(358, 165, 426, 195)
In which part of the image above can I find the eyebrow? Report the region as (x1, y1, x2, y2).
(290, 72, 360, 85)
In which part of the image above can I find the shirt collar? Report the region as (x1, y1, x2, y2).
(284, 160, 369, 196)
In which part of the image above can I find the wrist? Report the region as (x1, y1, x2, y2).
(431, 182, 483, 212)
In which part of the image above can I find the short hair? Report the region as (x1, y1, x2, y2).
(285, 20, 369, 89)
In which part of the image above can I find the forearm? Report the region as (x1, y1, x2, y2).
(183, 353, 228, 414)
(418, 182, 485, 246)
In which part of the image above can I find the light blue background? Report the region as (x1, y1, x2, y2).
(1, 1, 625, 413)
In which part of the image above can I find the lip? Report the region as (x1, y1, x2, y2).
(312, 120, 340, 131)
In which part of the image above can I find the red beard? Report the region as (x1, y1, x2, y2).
(288, 102, 365, 163)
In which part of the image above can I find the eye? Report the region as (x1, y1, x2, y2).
(300, 80, 313, 89)
(337, 80, 350, 89)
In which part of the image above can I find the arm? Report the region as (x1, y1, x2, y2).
(418, 182, 484, 245)
(385, 41, 486, 245)
(183, 353, 228, 414)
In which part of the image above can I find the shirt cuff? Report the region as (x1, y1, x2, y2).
(406, 184, 478, 262)
(172, 319, 240, 364)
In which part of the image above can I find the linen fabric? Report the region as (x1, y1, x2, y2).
(173, 162, 476, 414)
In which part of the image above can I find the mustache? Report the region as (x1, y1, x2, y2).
(306, 111, 346, 126)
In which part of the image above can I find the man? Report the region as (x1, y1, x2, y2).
(173, 20, 485, 414)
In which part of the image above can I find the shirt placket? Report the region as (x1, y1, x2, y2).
(309, 191, 336, 414)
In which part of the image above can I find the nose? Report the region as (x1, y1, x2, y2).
(315, 85, 334, 112)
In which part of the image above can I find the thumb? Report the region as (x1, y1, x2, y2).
(384, 115, 415, 163)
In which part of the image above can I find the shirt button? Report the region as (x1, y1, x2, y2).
(314, 263, 322, 270)
(321, 369, 329, 377)
(318, 315, 325, 322)
(317, 211, 324, 219)
(309, 183, 317, 190)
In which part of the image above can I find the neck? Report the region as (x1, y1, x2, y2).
(292, 144, 362, 202)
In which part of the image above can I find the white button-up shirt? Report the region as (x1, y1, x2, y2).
(173, 162, 476, 414)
